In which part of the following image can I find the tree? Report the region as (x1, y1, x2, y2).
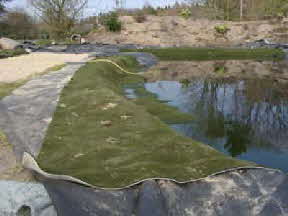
(29, 0, 88, 38)
(239, 0, 243, 20)
(0, 9, 37, 39)
(0, 0, 12, 14)
(265, 0, 288, 17)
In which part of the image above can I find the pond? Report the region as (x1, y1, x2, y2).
(126, 60, 288, 173)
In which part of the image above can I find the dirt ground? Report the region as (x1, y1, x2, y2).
(0, 52, 89, 181)
(0, 52, 89, 83)
(145, 60, 288, 83)
(0, 131, 33, 181)
(88, 16, 287, 46)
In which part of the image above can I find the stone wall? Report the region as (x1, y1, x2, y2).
(87, 16, 288, 47)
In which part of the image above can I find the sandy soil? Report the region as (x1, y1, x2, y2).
(145, 60, 288, 83)
(88, 16, 284, 46)
(0, 132, 33, 182)
(0, 52, 89, 181)
(0, 52, 89, 83)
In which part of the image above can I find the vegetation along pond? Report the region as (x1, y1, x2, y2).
(125, 60, 288, 172)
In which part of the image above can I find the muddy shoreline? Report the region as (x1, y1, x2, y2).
(145, 60, 288, 84)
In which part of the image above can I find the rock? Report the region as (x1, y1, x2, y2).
(100, 120, 112, 127)
(0, 181, 56, 216)
(21, 41, 40, 52)
(80, 38, 86, 44)
(242, 39, 288, 59)
(0, 37, 21, 50)
(25, 48, 33, 53)
(45, 45, 68, 52)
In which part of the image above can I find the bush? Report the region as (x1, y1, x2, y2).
(35, 39, 53, 46)
(214, 62, 227, 74)
(133, 12, 147, 23)
(180, 8, 192, 19)
(0, 10, 38, 40)
(215, 24, 230, 35)
(143, 5, 158, 15)
(0, 48, 28, 59)
(102, 12, 122, 32)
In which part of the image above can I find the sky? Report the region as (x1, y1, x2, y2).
(6, 0, 186, 16)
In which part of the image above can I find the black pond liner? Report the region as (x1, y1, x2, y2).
(23, 153, 288, 216)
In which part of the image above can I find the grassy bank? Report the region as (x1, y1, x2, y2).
(120, 47, 285, 61)
(0, 64, 66, 100)
(0, 130, 33, 181)
(0, 130, 9, 148)
(124, 82, 194, 124)
(38, 56, 252, 188)
(0, 82, 24, 99)
(0, 48, 28, 59)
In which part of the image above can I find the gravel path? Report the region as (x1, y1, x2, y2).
(0, 52, 88, 83)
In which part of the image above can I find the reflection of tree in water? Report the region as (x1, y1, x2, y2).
(205, 107, 225, 138)
(224, 121, 251, 157)
(180, 78, 288, 155)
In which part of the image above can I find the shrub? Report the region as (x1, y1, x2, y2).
(0, 10, 38, 40)
(133, 12, 147, 23)
(143, 5, 158, 15)
(35, 39, 53, 46)
(215, 24, 230, 35)
(180, 8, 192, 19)
(102, 12, 122, 32)
(214, 62, 227, 74)
(0, 48, 28, 59)
(179, 79, 191, 88)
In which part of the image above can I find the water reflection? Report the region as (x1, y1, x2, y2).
(143, 76, 288, 172)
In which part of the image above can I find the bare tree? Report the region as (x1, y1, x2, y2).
(29, 0, 88, 38)
(240, 0, 243, 20)
(0, 8, 36, 39)
(0, 0, 12, 14)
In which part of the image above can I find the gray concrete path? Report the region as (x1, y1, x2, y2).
(0, 61, 87, 160)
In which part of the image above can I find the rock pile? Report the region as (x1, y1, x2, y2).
(0, 37, 20, 50)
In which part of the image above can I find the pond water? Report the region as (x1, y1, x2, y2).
(126, 60, 288, 173)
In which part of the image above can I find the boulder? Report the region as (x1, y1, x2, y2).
(0, 37, 20, 50)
